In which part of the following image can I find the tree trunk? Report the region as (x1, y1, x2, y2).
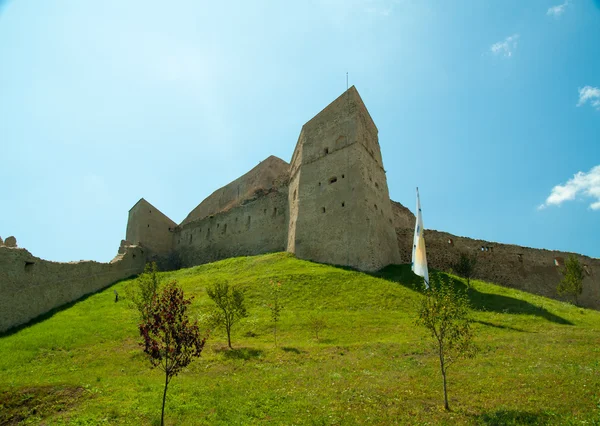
(227, 326, 232, 349)
(442, 369, 449, 411)
(438, 344, 449, 411)
(161, 372, 169, 426)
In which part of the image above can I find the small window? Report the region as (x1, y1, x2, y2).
(223, 224, 227, 234)
(481, 246, 485, 251)
(342, 202, 345, 207)
(246, 216, 251, 230)
(189, 234, 193, 243)
(342, 174, 345, 179)
(322, 207, 326, 213)
(217, 223, 220, 229)
(24, 261, 34, 271)
(147, 224, 150, 228)
(448, 239, 453, 245)
(329, 177, 337, 184)
(518, 254, 523, 262)
(318, 182, 322, 187)
(206, 228, 210, 239)
(294, 189, 297, 199)
(273, 207, 277, 217)
(375, 182, 379, 188)
(374, 204, 378, 210)
(324, 148, 329, 154)
(264, 209, 267, 214)
(554, 258, 561, 267)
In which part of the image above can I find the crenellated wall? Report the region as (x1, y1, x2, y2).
(0, 243, 146, 333)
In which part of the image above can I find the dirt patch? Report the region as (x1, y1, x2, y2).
(0, 385, 85, 425)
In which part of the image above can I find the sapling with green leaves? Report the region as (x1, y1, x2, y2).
(126, 262, 161, 321)
(557, 255, 585, 306)
(452, 252, 477, 288)
(206, 281, 248, 349)
(416, 274, 477, 411)
(267, 280, 284, 347)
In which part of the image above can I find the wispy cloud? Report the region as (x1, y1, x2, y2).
(539, 165, 600, 211)
(490, 34, 520, 58)
(547, 1, 570, 17)
(577, 86, 600, 110)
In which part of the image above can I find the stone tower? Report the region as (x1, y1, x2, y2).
(287, 86, 400, 271)
(126, 198, 176, 265)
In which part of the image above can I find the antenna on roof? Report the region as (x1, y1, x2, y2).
(346, 72, 348, 90)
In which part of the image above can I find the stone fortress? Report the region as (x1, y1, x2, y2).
(1, 86, 599, 333)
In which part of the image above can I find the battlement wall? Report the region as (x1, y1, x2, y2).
(396, 227, 600, 309)
(174, 189, 289, 268)
(0, 243, 146, 333)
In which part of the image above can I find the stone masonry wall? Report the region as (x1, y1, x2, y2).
(396, 227, 600, 309)
(0, 244, 146, 333)
(287, 86, 400, 271)
(174, 189, 289, 268)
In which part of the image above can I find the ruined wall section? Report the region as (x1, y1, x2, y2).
(174, 190, 289, 268)
(126, 198, 176, 267)
(0, 244, 145, 333)
(395, 226, 600, 309)
(181, 156, 290, 225)
(288, 86, 400, 271)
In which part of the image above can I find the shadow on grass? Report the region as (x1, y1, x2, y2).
(474, 320, 528, 333)
(217, 347, 264, 360)
(0, 275, 139, 339)
(475, 409, 551, 425)
(281, 347, 302, 354)
(374, 265, 572, 325)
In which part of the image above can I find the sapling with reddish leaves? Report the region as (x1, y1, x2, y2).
(139, 281, 208, 426)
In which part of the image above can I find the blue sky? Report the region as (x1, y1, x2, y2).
(1, 0, 599, 263)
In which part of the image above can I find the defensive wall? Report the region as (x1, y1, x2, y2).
(0, 238, 145, 333)
(392, 209, 600, 309)
(3, 85, 599, 332)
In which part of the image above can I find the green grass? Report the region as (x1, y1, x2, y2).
(1, 252, 599, 425)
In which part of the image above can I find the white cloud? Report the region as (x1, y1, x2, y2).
(490, 34, 520, 58)
(577, 86, 600, 110)
(539, 165, 600, 211)
(547, 1, 570, 17)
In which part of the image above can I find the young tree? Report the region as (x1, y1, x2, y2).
(307, 314, 327, 341)
(452, 253, 477, 288)
(267, 281, 283, 347)
(139, 281, 207, 426)
(126, 262, 161, 321)
(206, 281, 248, 349)
(557, 255, 585, 306)
(416, 274, 477, 411)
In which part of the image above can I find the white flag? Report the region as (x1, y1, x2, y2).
(411, 187, 430, 289)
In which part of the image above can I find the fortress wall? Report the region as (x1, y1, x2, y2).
(396, 227, 600, 309)
(181, 156, 290, 225)
(175, 190, 289, 268)
(0, 245, 145, 333)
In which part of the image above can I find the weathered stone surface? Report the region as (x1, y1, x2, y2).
(0, 245, 145, 333)
(0, 236, 3, 246)
(4, 236, 16, 248)
(396, 227, 600, 309)
(121, 85, 599, 308)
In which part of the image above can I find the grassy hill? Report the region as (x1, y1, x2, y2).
(1, 252, 599, 425)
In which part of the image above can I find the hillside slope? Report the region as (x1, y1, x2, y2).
(1, 253, 599, 425)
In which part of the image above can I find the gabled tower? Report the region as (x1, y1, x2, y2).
(126, 198, 176, 265)
(287, 86, 400, 271)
